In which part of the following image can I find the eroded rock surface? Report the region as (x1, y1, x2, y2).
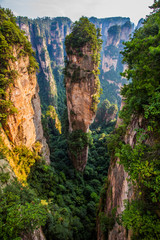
(1, 45, 50, 163)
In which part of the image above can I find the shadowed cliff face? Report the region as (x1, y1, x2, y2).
(94, 99, 118, 126)
(17, 17, 72, 108)
(97, 113, 146, 240)
(90, 17, 134, 106)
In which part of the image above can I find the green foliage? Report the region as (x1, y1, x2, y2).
(99, 71, 121, 107)
(121, 200, 160, 240)
(109, 7, 160, 239)
(0, 8, 38, 123)
(27, 117, 114, 240)
(65, 17, 102, 60)
(149, 0, 160, 12)
(99, 208, 116, 239)
(0, 137, 42, 183)
(11, 144, 41, 182)
(68, 130, 92, 158)
(120, 10, 160, 127)
(92, 99, 117, 129)
(0, 180, 48, 240)
(46, 105, 62, 134)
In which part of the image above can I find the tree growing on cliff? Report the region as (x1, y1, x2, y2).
(65, 16, 102, 62)
(150, 0, 160, 11)
(0, 7, 38, 124)
(108, 2, 160, 239)
(64, 17, 102, 171)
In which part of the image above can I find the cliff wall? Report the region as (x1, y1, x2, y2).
(1, 44, 50, 164)
(90, 17, 134, 106)
(64, 17, 102, 171)
(17, 16, 135, 111)
(97, 115, 142, 240)
(0, 10, 49, 240)
(17, 17, 72, 108)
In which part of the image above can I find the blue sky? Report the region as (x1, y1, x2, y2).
(0, 0, 153, 25)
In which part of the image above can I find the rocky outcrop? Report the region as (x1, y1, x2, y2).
(97, 114, 146, 240)
(66, 46, 98, 133)
(1, 45, 50, 163)
(90, 17, 134, 103)
(65, 44, 100, 171)
(17, 16, 137, 110)
(64, 17, 102, 171)
(22, 227, 46, 240)
(17, 17, 72, 108)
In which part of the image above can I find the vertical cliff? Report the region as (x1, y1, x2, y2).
(3, 45, 50, 162)
(90, 17, 134, 106)
(97, 7, 160, 239)
(0, 8, 50, 240)
(17, 17, 72, 110)
(0, 9, 50, 179)
(64, 17, 102, 171)
(17, 16, 135, 114)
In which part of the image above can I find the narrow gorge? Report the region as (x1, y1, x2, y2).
(1, 1, 160, 240)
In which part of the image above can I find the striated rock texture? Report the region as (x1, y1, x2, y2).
(17, 16, 136, 111)
(65, 47, 98, 171)
(97, 114, 146, 240)
(64, 17, 102, 171)
(1, 45, 50, 163)
(65, 45, 99, 133)
(0, 10, 49, 240)
(17, 17, 72, 108)
(90, 17, 134, 107)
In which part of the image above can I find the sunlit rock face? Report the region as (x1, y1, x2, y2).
(2, 45, 50, 163)
(64, 17, 102, 171)
(65, 43, 100, 171)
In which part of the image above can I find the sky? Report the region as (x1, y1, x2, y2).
(0, 0, 154, 25)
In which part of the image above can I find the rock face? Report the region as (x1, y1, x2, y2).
(90, 17, 134, 106)
(17, 16, 135, 110)
(1, 45, 50, 163)
(22, 227, 46, 240)
(17, 17, 72, 108)
(66, 46, 98, 133)
(97, 115, 145, 240)
(64, 17, 102, 171)
(65, 45, 100, 171)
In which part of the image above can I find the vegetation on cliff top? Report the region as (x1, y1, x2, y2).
(0, 7, 38, 124)
(65, 16, 102, 59)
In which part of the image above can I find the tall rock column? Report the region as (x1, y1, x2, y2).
(64, 17, 102, 171)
